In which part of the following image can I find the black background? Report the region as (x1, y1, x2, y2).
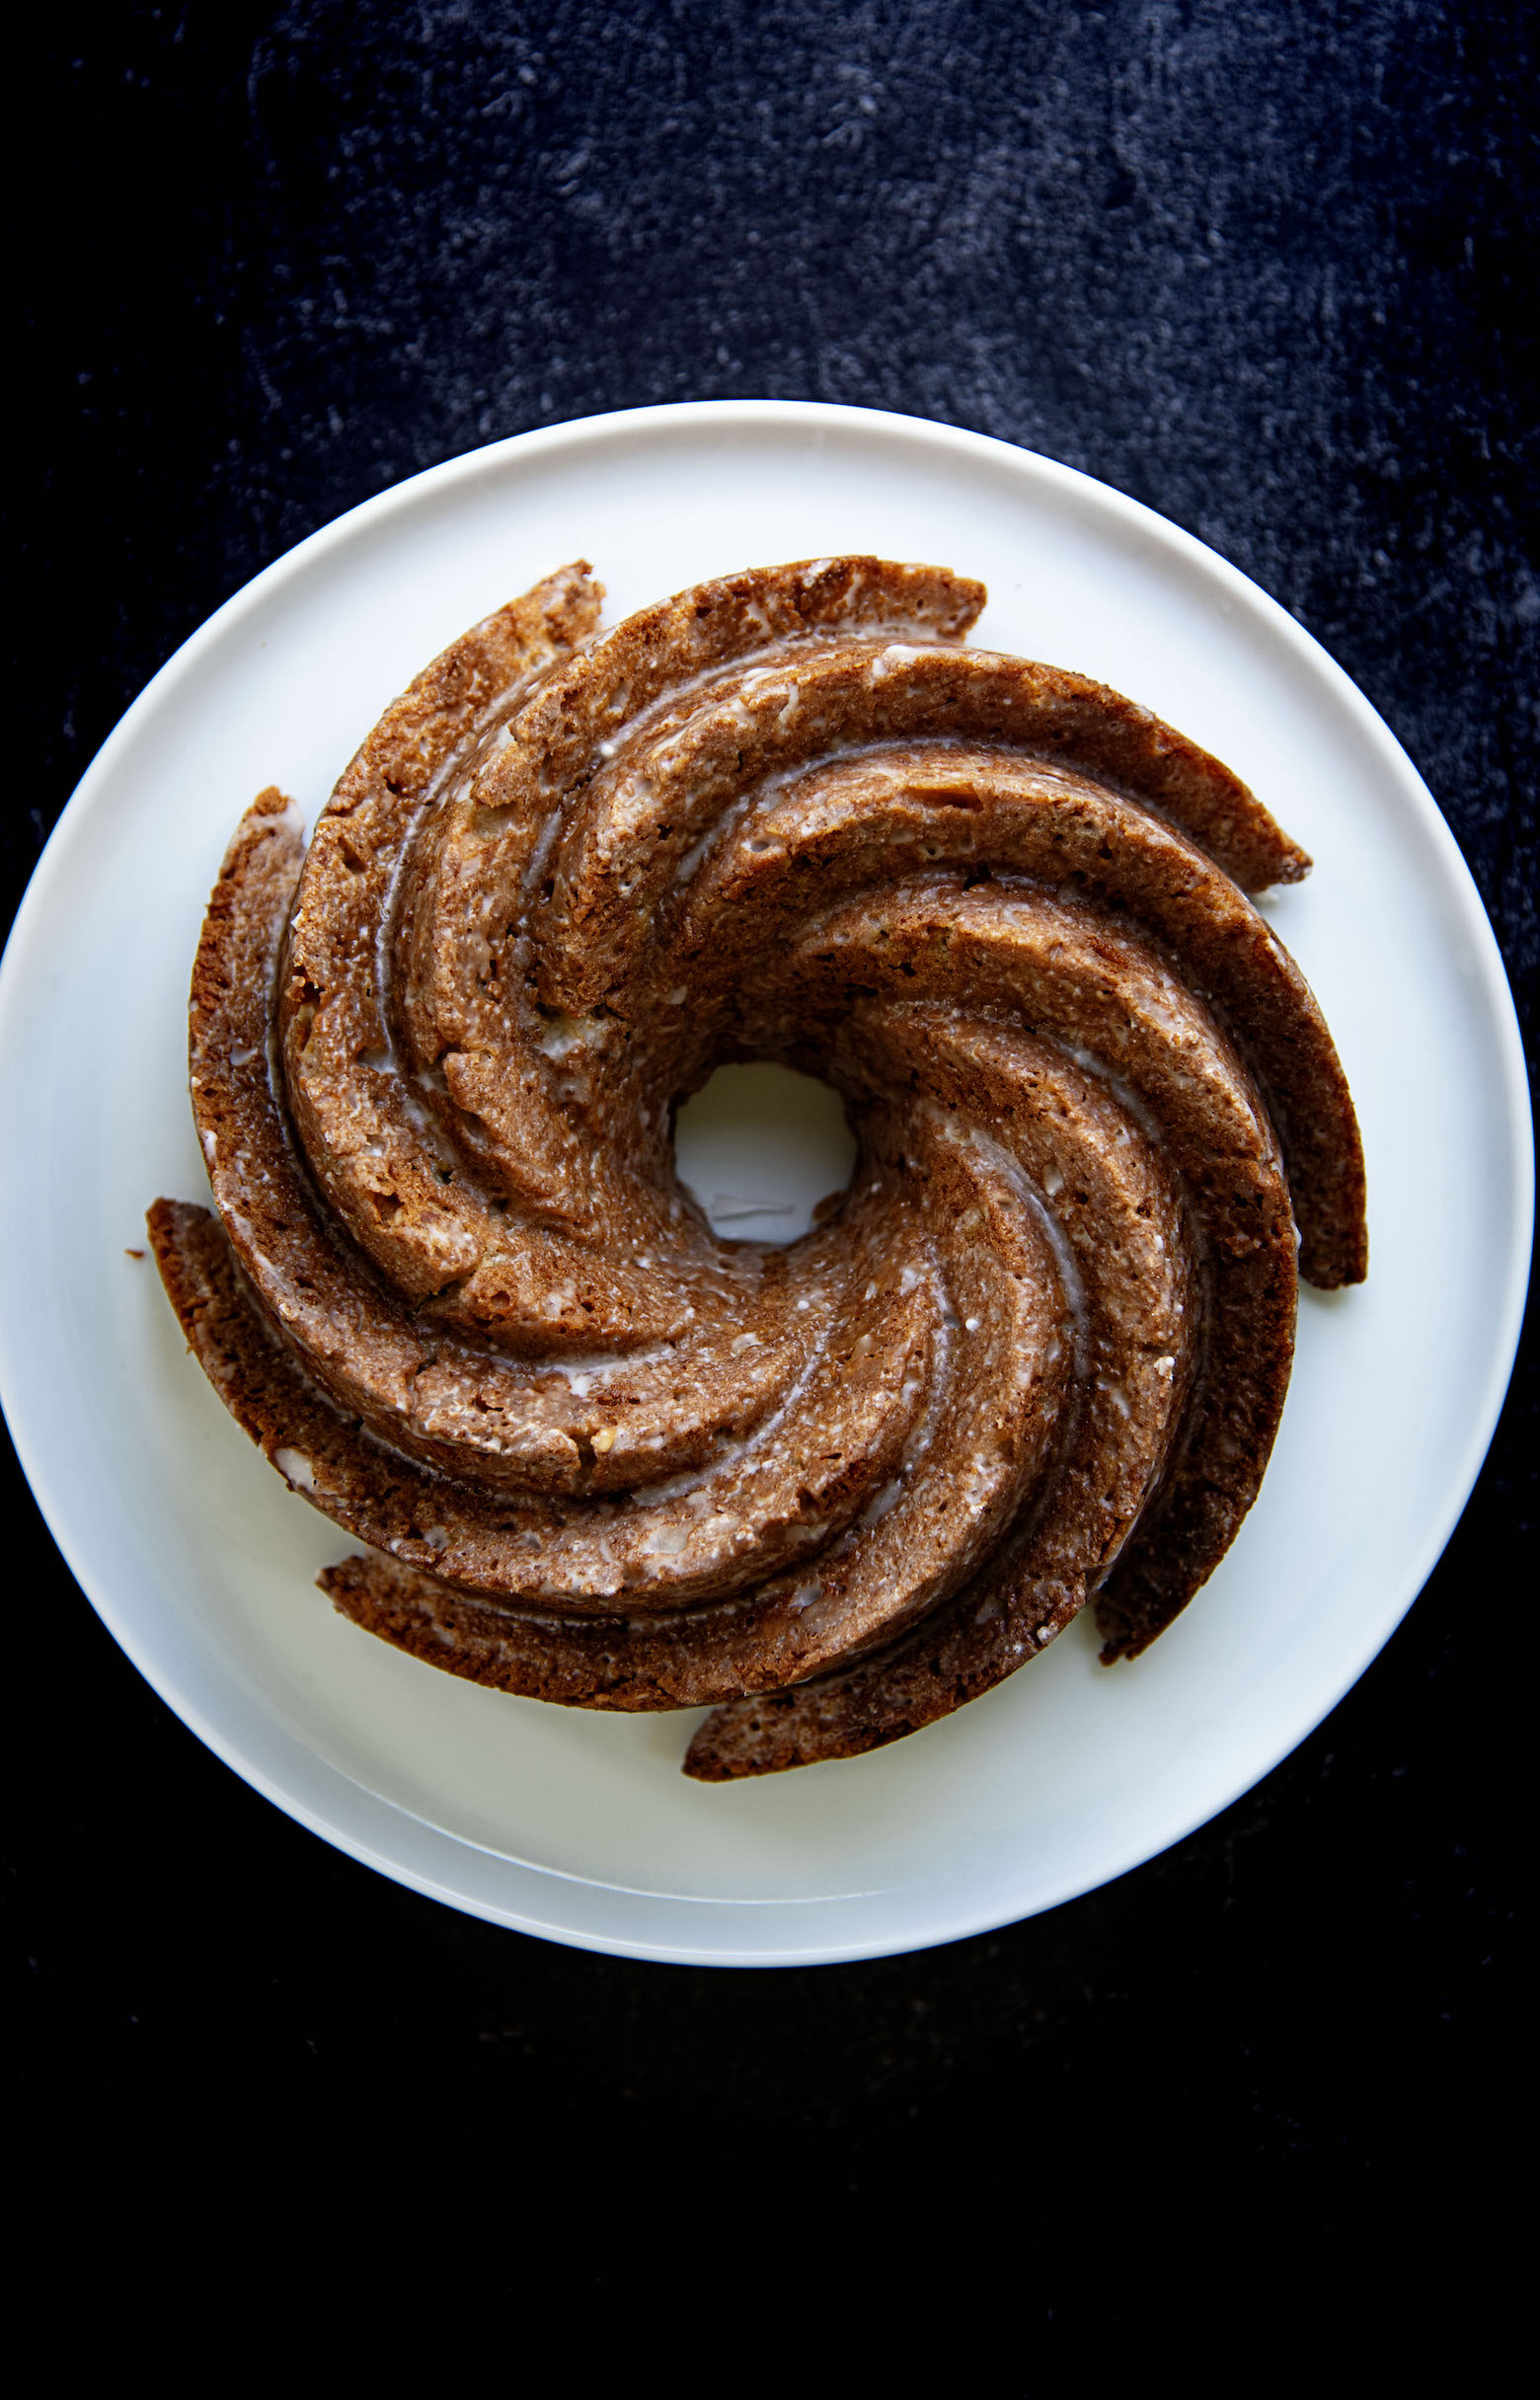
(7, 1, 1533, 2287)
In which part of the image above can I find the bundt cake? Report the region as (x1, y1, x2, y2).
(148, 555, 1366, 1779)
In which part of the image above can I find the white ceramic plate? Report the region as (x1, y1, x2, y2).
(1, 402, 1529, 1965)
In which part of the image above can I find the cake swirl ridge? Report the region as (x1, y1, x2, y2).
(149, 554, 1366, 1779)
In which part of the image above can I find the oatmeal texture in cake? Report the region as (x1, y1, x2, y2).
(148, 556, 1366, 1779)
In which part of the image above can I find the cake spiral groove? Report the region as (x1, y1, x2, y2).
(149, 555, 1366, 1778)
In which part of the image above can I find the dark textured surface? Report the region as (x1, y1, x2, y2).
(6, 0, 1533, 2284)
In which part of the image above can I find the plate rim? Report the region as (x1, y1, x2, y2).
(2, 397, 1531, 1965)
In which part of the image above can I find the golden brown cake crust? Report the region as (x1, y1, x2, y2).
(153, 555, 1365, 1777)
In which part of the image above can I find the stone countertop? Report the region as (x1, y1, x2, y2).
(6, 0, 1531, 2276)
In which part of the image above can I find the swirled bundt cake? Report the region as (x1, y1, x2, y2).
(148, 556, 1366, 1779)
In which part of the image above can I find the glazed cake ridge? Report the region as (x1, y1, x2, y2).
(149, 554, 1366, 1779)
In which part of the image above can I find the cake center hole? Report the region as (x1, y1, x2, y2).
(672, 1063, 857, 1245)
